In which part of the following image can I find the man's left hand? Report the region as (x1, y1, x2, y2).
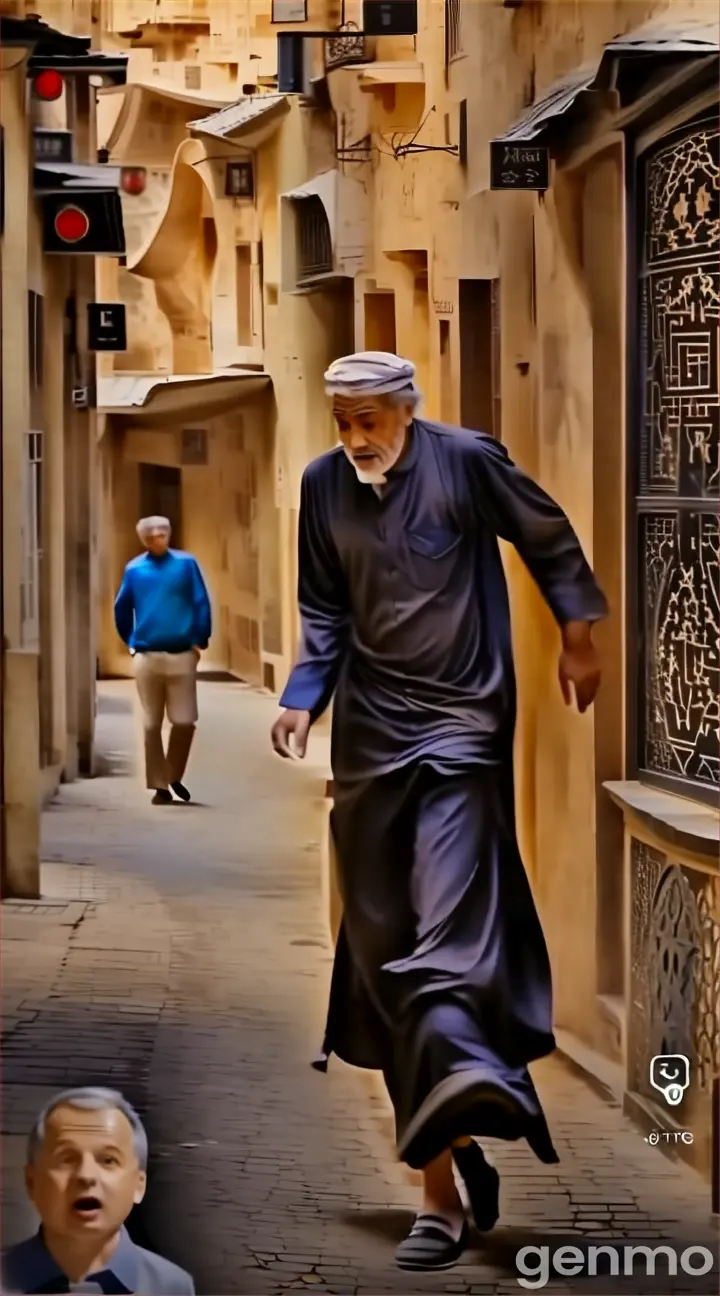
(558, 622, 601, 713)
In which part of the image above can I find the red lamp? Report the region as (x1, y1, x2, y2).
(120, 167, 147, 196)
(54, 205, 90, 244)
(33, 69, 64, 101)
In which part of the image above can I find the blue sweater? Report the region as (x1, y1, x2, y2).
(114, 550, 212, 653)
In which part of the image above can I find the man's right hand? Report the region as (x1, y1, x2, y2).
(271, 708, 311, 759)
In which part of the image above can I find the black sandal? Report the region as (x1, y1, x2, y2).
(395, 1216, 469, 1270)
(452, 1141, 500, 1232)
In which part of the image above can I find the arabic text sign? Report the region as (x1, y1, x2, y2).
(490, 142, 549, 191)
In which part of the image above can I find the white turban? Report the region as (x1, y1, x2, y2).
(324, 351, 417, 398)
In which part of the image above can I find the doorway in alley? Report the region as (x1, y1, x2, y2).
(459, 278, 502, 438)
(139, 464, 183, 549)
(364, 292, 396, 353)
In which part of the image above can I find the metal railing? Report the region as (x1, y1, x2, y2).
(324, 23, 367, 72)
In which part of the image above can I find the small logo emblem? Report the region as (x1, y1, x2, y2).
(650, 1054, 690, 1106)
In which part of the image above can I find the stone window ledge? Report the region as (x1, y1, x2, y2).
(604, 780, 719, 863)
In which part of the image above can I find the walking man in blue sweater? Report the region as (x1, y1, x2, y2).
(114, 516, 212, 805)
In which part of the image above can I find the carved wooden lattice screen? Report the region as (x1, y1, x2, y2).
(634, 111, 719, 804)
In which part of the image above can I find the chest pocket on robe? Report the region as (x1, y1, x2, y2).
(404, 523, 462, 591)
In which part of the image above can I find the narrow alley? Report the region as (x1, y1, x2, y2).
(1, 681, 714, 1295)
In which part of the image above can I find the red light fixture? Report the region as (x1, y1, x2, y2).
(54, 205, 90, 244)
(120, 167, 147, 196)
(33, 69, 64, 101)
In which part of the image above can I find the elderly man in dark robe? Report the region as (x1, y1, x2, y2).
(271, 351, 607, 1271)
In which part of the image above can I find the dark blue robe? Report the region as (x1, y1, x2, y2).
(280, 419, 608, 1169)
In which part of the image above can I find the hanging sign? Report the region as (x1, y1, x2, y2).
(88, 303, 127, 351)
(490, 142, 549, 191)
(33, 129, 73, 164)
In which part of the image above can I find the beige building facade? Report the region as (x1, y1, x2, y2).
(1, 4, 127, 897)
(94, 4, 354, 690)
(105, 0, 719, 1199)
(7, 0, 717, 1200)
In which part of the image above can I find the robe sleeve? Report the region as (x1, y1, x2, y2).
(466, 435, 609, 627)
(279, 465, 350, 721)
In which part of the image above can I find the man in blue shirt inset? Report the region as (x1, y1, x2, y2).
(114, 516, 211, 805)
(1, 1086, 195, 1293)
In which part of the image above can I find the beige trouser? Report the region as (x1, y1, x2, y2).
(133, 650, 198, 791)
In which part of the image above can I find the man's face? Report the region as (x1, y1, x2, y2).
(333, 397, 412, 485)
(142, 527, 170, 557)
(25, 1104, 146, 1240)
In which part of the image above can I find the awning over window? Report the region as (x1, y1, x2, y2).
(496, 62, 600, 144)
(0, 13, 89, 56)
(282, 170, 338, 244)
(97, 370, 270, 419)
(28, 52, 127, 84)
(0, 14, 127, 83)
(189, 95, 289, 148)
(100, 79, 235, 158)
(33, 162, 122, 193)
(494, 17, 719, 144)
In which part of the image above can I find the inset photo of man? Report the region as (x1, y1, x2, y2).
(2, 1087, 194, 1294)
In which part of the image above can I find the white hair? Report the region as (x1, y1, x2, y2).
(381, 387, 423, 413)
(136, 515, 171, 539)
(27, 1087, 149, 1169)
(329, 386, 423, 415)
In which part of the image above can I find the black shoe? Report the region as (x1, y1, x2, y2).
(151, 790, 173, 805)
(170, 781, 191, 803)
(395, 1217, 469, 1271)
(452, 1141, 500, 1232)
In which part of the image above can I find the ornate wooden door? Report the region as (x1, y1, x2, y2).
(634, 110, 719, 805)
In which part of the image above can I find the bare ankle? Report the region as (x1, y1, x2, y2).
(422, 1149, 463, 1216)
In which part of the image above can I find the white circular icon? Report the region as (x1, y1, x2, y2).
(649, 1054, 691, 1107)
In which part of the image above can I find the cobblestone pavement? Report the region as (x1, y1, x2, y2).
(1, 682, 716, 1295)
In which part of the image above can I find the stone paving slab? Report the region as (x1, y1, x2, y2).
(1, 682, 716, 1296)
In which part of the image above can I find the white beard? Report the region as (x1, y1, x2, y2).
(354, 464, 388, 486)
(343, 444, 401, 486)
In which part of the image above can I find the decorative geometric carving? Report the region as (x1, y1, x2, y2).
(639, 510, 720, 786)
(695, 875, 720, 1091)
(637, 112, 720, 794)
(629, 840, 663, 1094)
(630, 839, 720, 1105)
(646, 120, 719, 265)
(647, 864, 699, 1066)
(639, 115, 719, 497)
(640, 269, 720, 498)
(324, 24, 367, 71)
